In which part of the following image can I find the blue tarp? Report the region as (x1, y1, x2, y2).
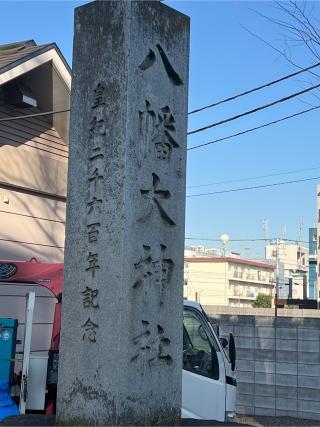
(0, 379, 19, 421)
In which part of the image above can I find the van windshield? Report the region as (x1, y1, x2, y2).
(183, 310, 219, 380)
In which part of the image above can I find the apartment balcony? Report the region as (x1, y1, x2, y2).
(229, 291, 257, 300)
(233, 272, 243, 279)
(247, 274, 259, 281)
(230, 290, 272, 300)
(230, 274, 274, 286)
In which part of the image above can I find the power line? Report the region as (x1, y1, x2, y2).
(189, 62, 320, 115)
(187, 165, 320, 189)
(0, 65, 317, 124)
(187, 175, 320, 198)
(186, 237, 271, 242)
(0, 237, 64, 249)
(4, 102, 316, 155)
(0, 109, 70, 122)
(187, 82, 320, 136)
(185, 237, 309, 244)
(1, 77, 318, 136)
(187, 104, 320, 151)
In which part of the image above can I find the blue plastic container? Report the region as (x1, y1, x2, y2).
(0, 318, 18, 383)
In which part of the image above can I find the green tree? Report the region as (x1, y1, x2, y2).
(252, 293, 272, 308)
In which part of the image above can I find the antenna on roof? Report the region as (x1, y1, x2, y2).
(281, 224, 287, 240)
(298, 216, 304, 270)
(299, 216, 304, 243)
(262, 218, 269, 242)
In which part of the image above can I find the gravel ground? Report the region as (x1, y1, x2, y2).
(234, 415, 320, 427)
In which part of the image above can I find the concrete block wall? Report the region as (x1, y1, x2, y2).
(209, 313, 320, 420)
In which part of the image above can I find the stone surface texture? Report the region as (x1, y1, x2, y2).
(56, 1, 189, 425)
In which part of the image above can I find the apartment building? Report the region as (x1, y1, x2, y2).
(184, 257, 275, 307)
(265, 242, 308, 299)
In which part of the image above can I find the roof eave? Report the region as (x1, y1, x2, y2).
(0, 44, 71, 91)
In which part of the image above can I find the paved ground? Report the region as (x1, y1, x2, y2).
(1, 414, 320, 426)
(0, 415, 55, 426)
(0, 415, 244, 426)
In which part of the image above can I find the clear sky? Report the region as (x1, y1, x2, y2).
(1, 1, 319, 258)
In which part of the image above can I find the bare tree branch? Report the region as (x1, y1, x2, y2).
(240, 24, 320, 79)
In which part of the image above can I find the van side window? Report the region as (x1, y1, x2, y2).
(183, 310, 219, 380)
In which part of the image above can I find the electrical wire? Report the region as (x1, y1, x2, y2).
(0, 68, 320, 129)
(0, 109, 70, 122)
(4, 103, 317, 158)
(187, 83, 320, 136)
(187, 176, 320, 198)
(1, 62, 319, 123)
(186, 237, 271, 242)
(185, 237, 310, 244)
(187, 165, 320, 189)
(0, 237, 64, 249)
(188, 104, 320, 151)
(189, 62, 320, 115)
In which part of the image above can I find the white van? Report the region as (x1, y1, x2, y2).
(182, 300, 237, 421)
(0, 273, 236, 422)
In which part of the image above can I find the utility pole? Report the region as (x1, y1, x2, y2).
(262, 218, 269, 242)
(220, 234, 230, 306)
(275, 239, 279, 317)
(298, 216, 304, 270)
(281, 224, 287, 240)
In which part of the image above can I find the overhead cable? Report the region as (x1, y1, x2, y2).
(0, 237, 64, 249)
(0, 109, 70, 122)
(187, 104, 320, 151)
(187, 176, 320, 198)
(189, 62, 320, 115)
(1, 79, 319, 132)
(187, 83, 320, 136)
(187, 165, 320, 189)
(185, 237, 309, 244)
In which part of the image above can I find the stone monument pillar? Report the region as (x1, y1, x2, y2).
(57, 1, 189, 425)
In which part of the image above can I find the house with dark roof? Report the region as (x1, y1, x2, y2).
(0, 40, 71, 262)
